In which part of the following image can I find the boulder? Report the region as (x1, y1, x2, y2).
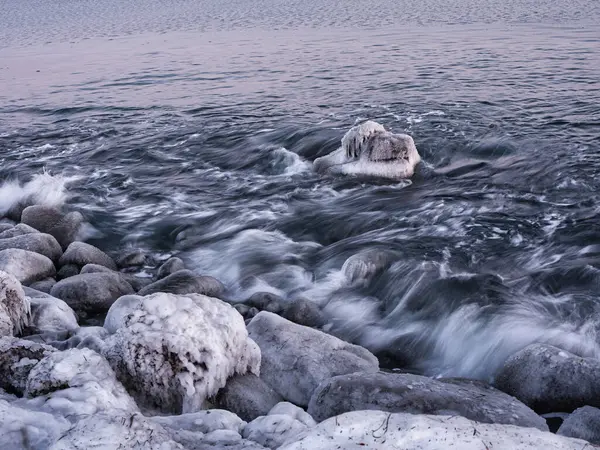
(138, 269, 224, 298)
(0, 223, 13, 233)
(23, 287, 79, 334)
(495, 344, 600, 413)
(245, 292, 285, 314)
(47, 211, 84, 250)
(308, 372, 547, 430)
(215, 374, 284, 421)
(116, 248, 148, 269)
(20, 205, 63, 232)
(0, 233, 62, 262)
(247, 312, 378, 406)
(59, 241, 117, 270)
(157, 257, 185, 279)
(0, 337, 54, 395)
(234, 304, 260, 321)
(0, 249, 55, 285)
(557, 406, 600, 444)
(50, 272, 134, 314)
(0, 271, 30, 336)
(28, 278, 56, 293)
(279, 411, 589, 450)
(282, 298, 326, 328)
(80, 264, 152, 292)
(103, 293, 261, 413)
(0, 224, 38, 239)
(57, 263, 80, 280)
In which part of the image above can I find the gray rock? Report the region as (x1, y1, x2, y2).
(23, 287, 79, 334)
(157, 257, 185, 279)
(138, 269, 224, 297)
(50, 272, 134, 313)
(116, 249, 148, 269)
(308, 372, 548, 430)
(495, 344, 600, 414)
(80, 264, 152, 292)
(234, 303, 260, 321)
(245, 292, 285, 314)
(59, 241, 117, 270)
(47, 211, 84, 250)
(28, 278, 56, 294)
(0, 249, 56, 285)
(0, 336, 55, 395)
(282, 298, 326, 328)
(20, 205, 64, 233)
(57, 264, 80, 280)
(558, 406, 600, 444)
(247, 311, 379, 406)
(215, 374, 284, 422)
(0, 233, 62, 262)
(0, 223, 39, 239)
(0, 224, 13, 233)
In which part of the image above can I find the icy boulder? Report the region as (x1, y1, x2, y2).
(0, 337, 55, 395)
(24, 347, 139, 420)
(280, 410, 589, 450)
(0, 270, 30, 337)
(314, 121, 421, 180)
(103, 292, 261, 413)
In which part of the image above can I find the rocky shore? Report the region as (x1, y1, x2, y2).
(1, 195, 600, 449)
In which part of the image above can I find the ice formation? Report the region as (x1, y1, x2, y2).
(0, 270, 30, 337)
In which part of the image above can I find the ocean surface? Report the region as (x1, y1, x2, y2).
(1, 0, 600, 380)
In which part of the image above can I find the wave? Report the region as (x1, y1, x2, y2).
(0, 172, 70, 217)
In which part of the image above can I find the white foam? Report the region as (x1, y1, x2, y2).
(0, 172, 69, 216)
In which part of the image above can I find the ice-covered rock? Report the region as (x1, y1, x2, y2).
(279, 410, 589, 450)
(157, 257, 186, 279)
(0, 399, 70, 450)
(313, 121, 421, 180)
(59, 241, 117, 270)
(0, 337, 54, 395)
(495, 344, 600, 413)
(247, 311, 378, 406)
(557, 405, 600, 444)
(51, 412, 183, 450)
(0, 249, 56, 285)
(48, 326, 108, 354)
(103, 292, 261, 413)
(242, 403, 315, 449)
(0, 271, 30, 336)
(138, 269, 225, 298)
(0, 233, 63, 262)
(24, 347, 139, 420)
(23, 287, 79, 334)
(50, 272, 134, 314)
(308, 372, 547, 430)
(215, 374, 284, 421)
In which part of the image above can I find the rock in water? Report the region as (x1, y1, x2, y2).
(557, 406, 600, 444)
(308, 372, 547, 430)
(138, 269, 225, 298)
(0, 270, 30, 336)
(116, 248, 148, 269)
(59, 241, 117, 270)
(279, 411, 589, 450)
(246, 311, 378, 406)
(20, 205, 64, 231)
(495, 344, 600, 413)
(0, 249, 56, 285)
(157, 257, 185, 279)
(282, 298, 326, 328)
(0, 337, 55, 395)
(313, 121, 421, 180)
(103, 292, 261, 413)
(215, 374, 284, 421)
(50, 272, 134, 314)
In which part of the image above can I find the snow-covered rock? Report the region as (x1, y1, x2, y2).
(215, 374, 284, 421)
(246, 311, 378, 406)
(103, 292, 260, 413)
(0, 249, 56, 285)
(0, 337, 54, 395)
(0, 270, 30, 336)
(308, 371, 547, 430)
(557, 405, 600, 444)
(313, 121, 421, 180)
(495, 344, 600, 413)
(24, 287, 78, 334)
(24, 347, 139, 420)
(279, 410, 589, 450)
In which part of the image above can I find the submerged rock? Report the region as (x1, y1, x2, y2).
(103, 292, 261, 413)
(138, 269, 224, 298)
(0, 233, 62, 262)
(0, 271, 30, 336)
(157, 257, 185, 279)
(0, 249, 56, 285)
(247, 311, 378, 406)
(215, 373, 284, 422)
(0, 337, 54, 396)
(495, 344, 600, 413)
(279, 411, 588, 450)
(308, 372, 547, 430)
(59, 241, 117, 271)
(557, 406, 600, 444)
(50, 272, 134, 314)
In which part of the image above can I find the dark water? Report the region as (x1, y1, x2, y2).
(1, 0, 600, 380)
